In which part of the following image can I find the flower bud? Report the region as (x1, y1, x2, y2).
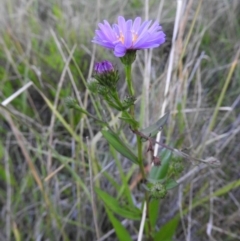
(94, 60, 114, 74)
(65, 96, 77, 109)
(97, 85, 109, 96)
(122, 95, 136, 109)
(94, 60, 119, 89)
(150, 183, 167, 199)
(173, 161, 184, 174)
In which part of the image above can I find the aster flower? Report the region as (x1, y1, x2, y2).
(92, 16, 166, 57)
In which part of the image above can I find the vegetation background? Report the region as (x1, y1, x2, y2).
(0, 0, 239, 240)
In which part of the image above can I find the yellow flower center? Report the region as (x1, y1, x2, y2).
(132, 31, 138, 43)
(118, 32, 125, 44)
(117, 31, 138, 45)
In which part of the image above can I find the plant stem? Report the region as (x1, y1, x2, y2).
(137, 136, 153, 240)
(125, 64, 135, 116)
(137, 136, 145, 179)
(124, 63, 153, 240)
(125, 64, 135, 96)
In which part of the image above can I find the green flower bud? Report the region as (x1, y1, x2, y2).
(150, 183, 167, 199)
(65, 96, 77, 109)
(173, 161, 184, 174)
(122, 95, 136, 109)
(97, 85, 109, 96)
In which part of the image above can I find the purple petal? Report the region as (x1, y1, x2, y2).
(95, 30, 109, 40)
(92, 39, 114, 49)
(103, 20, 116, 39)
(118, 16, 126, 34)
(133, 33, 151, 48)
(126, 19, 133, 29)
(147, 21, 160, 33)
(94, 60, 114, 74)
(138, 20, 152, 36)
(114, 44, 127, 57)
(124, 30, 133, 48)
(132, 17, 141, 32)
(113, 24, 120, 37)
(98, 23, 115, 41)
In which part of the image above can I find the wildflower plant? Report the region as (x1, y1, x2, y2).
(66, 16, 220, 241)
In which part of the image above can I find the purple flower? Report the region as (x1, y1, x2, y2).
(94, 60, 114, 74)
(92, 16, 166, 57)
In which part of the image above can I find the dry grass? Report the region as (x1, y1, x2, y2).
(0, 0, 240, 240)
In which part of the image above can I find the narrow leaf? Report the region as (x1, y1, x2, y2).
(106, 208, 133, 241)
(102, 130, 139, 164)
(154, 217, 179, 241)
(95, 188, 141, 220)
(149, 199, 160, 227)
(140, 112, 169, 138)
(119, 117, 138, 127)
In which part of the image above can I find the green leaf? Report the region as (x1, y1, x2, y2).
(154, 217, 179, 241)
(149, 199, 160, 227)
(149, 149, 172, 181)
(146, 178, 166, 184)
(140, 112, 169, 138)
(105, 208, 133, 241)
(165, 179, 178, 190)
(102, 130, 139, 164)
(95, 188, 141, 220)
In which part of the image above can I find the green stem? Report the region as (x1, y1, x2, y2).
(125, 64, 135, 96)
(124, 63, 152, 240)
(125, 64, 135, 117)
(137, 136, 145, 179)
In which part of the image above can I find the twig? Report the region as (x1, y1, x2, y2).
(211, 225, 240, 240)
(137, 202, 147, 241)
(1, 82, 33, 106)
(131, 128, 220, 165)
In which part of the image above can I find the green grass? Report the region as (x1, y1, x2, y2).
(0, 0, 240, 241)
